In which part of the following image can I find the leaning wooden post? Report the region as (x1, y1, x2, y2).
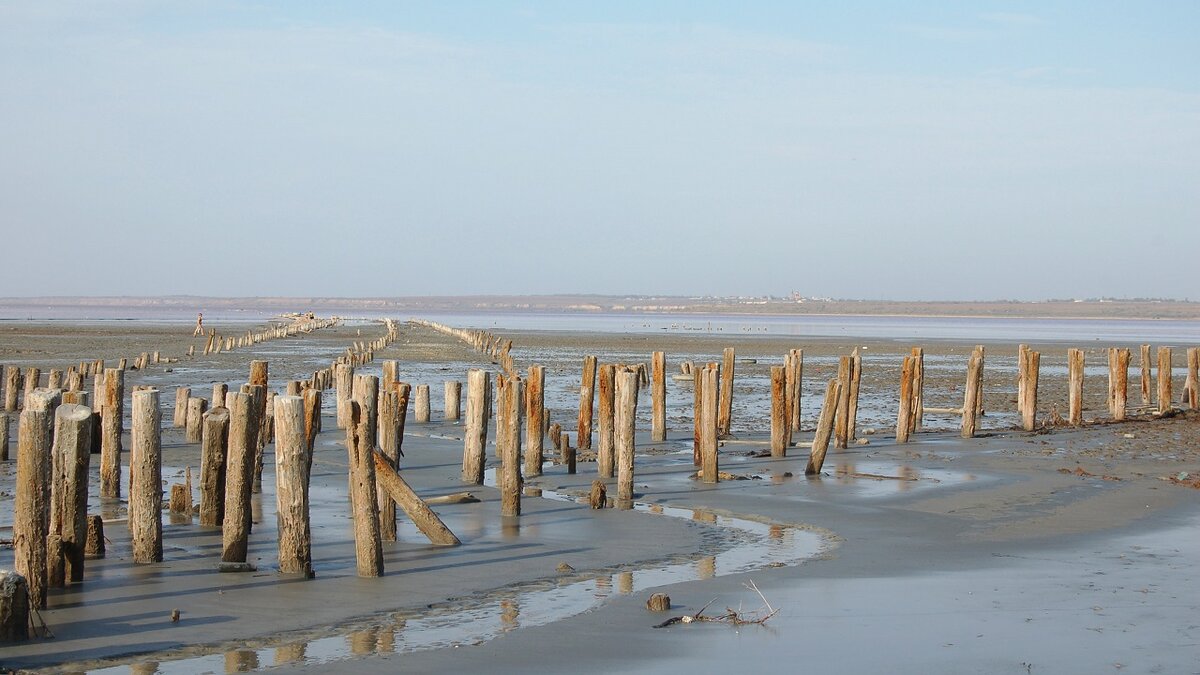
(130, 388, 163, 564)
(199, 407, 230, 527)
(769, 365, 788, 457)
(717, 347, 735, 437)
(14, 392, 55, 607)
(302, 388, 321, 473)
(651, 351, 666, 442)
(577, 355, 598, 451)
(896, 356, 915, 444)
(1139, 344, 1152, 406)
(834, 356, 852, 448)
(274, 395, 311, 576)
(221, 392, 256, 564)
(497, 375, 523, 517)
(699, 364, 719, 483)
(414, 384, 430, 423)
(348, 375, 383, 577)
(1113, 348, 1130, 421)
(806, 379, 840, 475)
(597, 364, 616, 478)
(524, 365, 545, 478)
(461, 369, 490, 484)
(377, 386, 400, 542)
(1067, 348, 1084, 426)
(847, 348, 862, 441)
(1186, 347, 1199, 411)
(99, 367, 124, 499)
(373, 452, 461, 546)
(335, 363, 355, 429)
(1018, 345, 1041, 431)
(52, 403, 92, 584)
(1157, 347, 1172, 414)
(185, 396, 207, 443)
(444, 380, 462, 421)
(174, 387, 191, 428)
(961, 347, 985, 437)
(615, 368, 639, 502)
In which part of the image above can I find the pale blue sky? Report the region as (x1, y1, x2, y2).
(2, 2, 1197, 300)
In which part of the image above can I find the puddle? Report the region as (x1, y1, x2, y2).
(78, 473, 829, 674)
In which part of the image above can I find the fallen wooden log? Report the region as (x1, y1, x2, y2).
(372, 451, 460, 546)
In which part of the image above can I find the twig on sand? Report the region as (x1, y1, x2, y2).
(652, 581, 778, 629)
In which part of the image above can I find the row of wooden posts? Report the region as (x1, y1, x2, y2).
(200, 315, 341, 356)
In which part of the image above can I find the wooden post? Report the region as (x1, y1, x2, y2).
(1140, 344, 1152, 405)
(786, 348, 803, 435)
(692, 362, 705, 467)
(1186, 347, 1199, 411)
(414, 384, 430, 423)
(23, 367, 40, 400)
(4, 365, 20, 411)
(597, 364, 616, 478)
(908, 347, 925, 432)
(373, 451, 460, 545)
(303, 389, 321, 472)
(245, 384, 267, 491)
(99, 367, 124, 499)
(615, 368, 639, 502)
(806, 379, 840, 475)
(0, 570, 30, 641)
(497, 375, 523, 517)
(444, 380, 462, 421)
(84, 515, 105, 559)
(51, 403, 92, 584)
(1018, 345, 1041, 431)
(699, 364, 719, 483)
(1067, 348, 1084, 426)
(896, 356, 915, 444)
(14, 393, 54, 607)
(221, 392, 255, 563)
(199, 407, 230, 527)
(1157, 347, 1172, 414)
(348, 375, 383, 577)
(462, 369, 490, 484)
(335, 363, 354, 429)
(834, 356, 851, 448)
(525, 365, 545, 478)
(769, 365, 788, 457)
(0, 412, 8, 462)
(717, 347, 735, 437)
(961, 346, 985, 437)
(46, 369, 62, 390)
(212, 383, 228, 411)
(173, 387, 190, 428)
(563, 432, 576, 474)
(377, 386, 400, 541)
(185, 396, 208, 443)
(130, 389, 163, 564)
(651, 351, 666, 442)
(1113, 348, 1130, 421)
(274, 395, 311, 576)
(382, 361, 399, 390)
(1106, 348, 1118, 415)
(577, 355, 597, 450)
(847, 348, 862, 441)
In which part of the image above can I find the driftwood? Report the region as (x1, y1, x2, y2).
(653, 580, 777, 629)
(425, 492, 481, 505)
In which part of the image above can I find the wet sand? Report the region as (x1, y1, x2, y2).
(1, 319, 1198, 673)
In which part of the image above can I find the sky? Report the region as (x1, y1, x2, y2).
(1, 1, 1197, 300)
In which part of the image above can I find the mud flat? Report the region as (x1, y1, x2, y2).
(1, 318, 1198, 673)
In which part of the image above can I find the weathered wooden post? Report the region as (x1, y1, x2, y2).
(785, 348, 803, 437)
(14, 390, 56, 607)
(1106, 348, 1118, 415)
(1112, 348, 1130, 421)
(615, 368, 639, 502)
(0, 569, 30, 641)
(173, 387, 190, 428)
(274, 395, 311, 576)
(23, 367, 41, 401)
(525, 365, 545, 478)
(577, 355, 598, 451)
(382, 361, 399, 390)
(377, 386, 400, 541)
(348, 375, 383, 577)
(717, 347, 735, 437)
(100, 367, 124, 498)
(0, 412, 8, 462)
(699, 364, 719, 483)
(692, 362, 705, 467)
(335, 363, 355, 429)
(462, 369, 490, 484)
(769, 365, 788, 457)
(51, 403, 92, 584)
(221, 392, 255, 564)
(651, 351, 666, 442)
(1157, 347, 1173, 414)
(961, 346, 985, 437)
(212, 383, 228, 411)
(303, 388, 321, 472)
(1018, 345, 1041, 431)
(185, 396, 208, 443)
(597, 364, 616, 478)
(46, 369, 62, 390)
(497, 375, 523, 518)
(199, 407, 230, 527)
(444, 380, 462, 421)
(4, 365, 20, 411)
(1186, 347, 1199, 411)
(1067, 348, 1084, 426)
(847, 348, 862, 441)
(414, 384, 430, 423)
(1140, 344, 1152, 405)
(130, 389, 163, 564)
(896, 356, 915, 444)
(834, 356, 852, 448)
(806, 379, 840, 476)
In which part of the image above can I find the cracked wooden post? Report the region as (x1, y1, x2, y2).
(806, 379, 840, 475)
(348, 375, 383, 577)
(243, 384, 266, 492)
(1112, 348, 1130, 421)
(0, 570, 30, 641)
(909, 347, 925, 432)
(597, 363, 616, 478)
(1140, 344, 1151, 406)
(699, 364, 719, 483)
(1106, 348, 1118, 415)
(414, 384, 430, 423)
(51, 403, 92, 584)
(303, 388, 321, 473)
(1018, 344, 1041, 431)
(4, 366, 20, 412)
(130, 388, 163, 564)
(377, 386, 400, 541)
(1157, 347, 1172, 414)
(785, 348, 803, 438)
(651, 351, 666, 442)
(770, 365, 788, 457)
(1067, 348, 1084, 427)
(274, 395, 311, 576)
(577, 355, 597, 451)
(221, 392, 255, 564)
(23, 367, 40, 401)
(100, 367, 124, 499)
(212, 383, 228, 411)
(834, 356, 852, 448)
(0, 412, 8, 462)
(382, 361, 399, 390)
(174, 387, 190, 428)
(335, 363, 354, 429)
(717, 347, 735, 437)
(199, 407, 230, 527)
(185, 396, 208, 443)
(896, 356, 915, 444)
(847, 348, 862, 441)
(444, 380, 461, 421)
(497, 375, 523, 517)
(14, 390, 56, 608)
(461, 369, 490, 484)
(960, 346, 985, 437)
(525, 365, 545, 478)
(615, 368, 639, 502)
(1186, 347, 1199, 411)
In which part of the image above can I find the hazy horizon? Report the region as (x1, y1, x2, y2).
(2, 3, 1196, 300)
